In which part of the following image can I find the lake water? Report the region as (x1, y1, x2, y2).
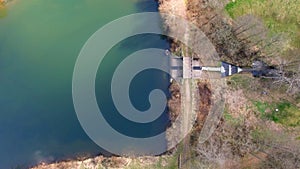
(0, 0, 169, 168)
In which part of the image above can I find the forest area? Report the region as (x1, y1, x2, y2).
(171, 0, 300, 168)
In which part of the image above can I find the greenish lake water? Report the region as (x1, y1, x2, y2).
(0, 0, 169, 168)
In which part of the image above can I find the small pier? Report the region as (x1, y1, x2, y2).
(169, 55, 243, 80)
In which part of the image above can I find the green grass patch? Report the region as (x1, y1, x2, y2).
(251, 128, 271, 141)
(224, 111, 233, 121)
(253, 101, 300, 127)
(225, 0, 300, 49)
(223, 111, 244, 126)
(227, 74, 253, 89)
(0, 6, 6, 18)
(223, 106, 245, 126)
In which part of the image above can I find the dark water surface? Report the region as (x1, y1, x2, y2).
(0, 0, 169, 168)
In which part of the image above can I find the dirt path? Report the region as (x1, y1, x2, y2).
(160, 0, 199, 168)
(180, 79, 197, 169)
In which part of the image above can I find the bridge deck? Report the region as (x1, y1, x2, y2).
(183, 57, 192, 79)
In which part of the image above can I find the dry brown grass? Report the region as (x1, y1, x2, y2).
(167, 82, 181, 122)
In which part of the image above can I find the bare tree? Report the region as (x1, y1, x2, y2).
(270, 58, 300, 95)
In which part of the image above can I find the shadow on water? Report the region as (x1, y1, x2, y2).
(96, 34, 171, 140)
(135, 0, 160, 12)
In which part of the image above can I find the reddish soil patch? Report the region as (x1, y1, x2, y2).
(191, 80, 212, 146)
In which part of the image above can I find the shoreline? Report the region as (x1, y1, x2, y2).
(27, 0, 224, 167)
(25, 0, 300, 168)
(28, 0, 239, 168)
(0, 0, 10, 5)
(30, 0, 177, 169)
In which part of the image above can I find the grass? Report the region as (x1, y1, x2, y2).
(227, 74, 253, 89)
(0, 3, 6, 18)
(223, 109, 244, 126)
(124, 155, 178, 169)
(253, 101, 300, 127)
(251, 127, 272, 141)
(225, 0, 300, 49)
